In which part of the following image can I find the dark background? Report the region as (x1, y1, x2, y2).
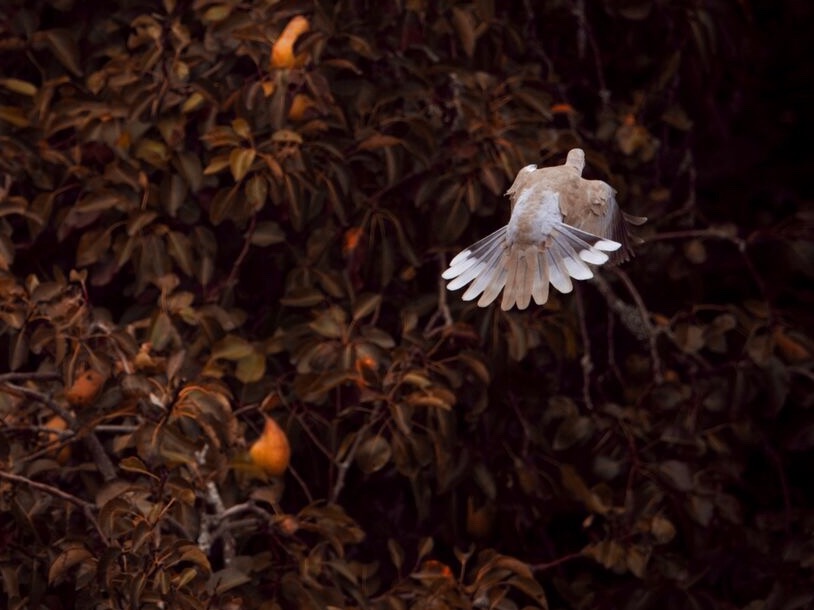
(1, 1, 813, 608)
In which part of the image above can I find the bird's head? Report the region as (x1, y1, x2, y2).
(565, 148, 585, 174)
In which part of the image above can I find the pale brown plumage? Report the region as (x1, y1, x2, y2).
(442, 148, 645, 311)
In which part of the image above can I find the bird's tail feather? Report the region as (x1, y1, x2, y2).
(443, 223, 620, 310)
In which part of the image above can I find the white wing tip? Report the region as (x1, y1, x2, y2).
(449, 249, 472, 267)
(594, 239, 622, 252)
(579, 249, 609, 265)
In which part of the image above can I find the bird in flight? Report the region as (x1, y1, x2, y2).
(442, 148, 645, 311)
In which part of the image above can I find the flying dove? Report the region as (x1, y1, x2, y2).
(442, 148, 645, 311)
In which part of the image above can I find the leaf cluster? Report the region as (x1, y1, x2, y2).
(1, 1, 813, 609)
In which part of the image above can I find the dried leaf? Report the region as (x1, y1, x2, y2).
(352, 293, 381, 321)
(355, 435, 392, 474)
(251, 221, 285, 247)
(0, 105, 30, 128)
(39, 29, 83, 76)
(48, 544, 94, 585)
(659, 460, 694, 491)
(451, 7, 477, 57)
(356, 133, 403, 151)
(0, 78, 37, 96)
(229, 148, 256, 182)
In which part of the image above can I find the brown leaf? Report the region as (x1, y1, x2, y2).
(659, 460, 694, 491)
(0, 78, 37, 96)
(0, 105, 30, 128)
(355, 435, 392, 474)
(48, 544, 94, 585)
(451, 7, 477, 57)
(251, 221, 285, 247)
(356, 133, 403, 151)
(229, 147, 256, 182)
(38, 29, 83, 76)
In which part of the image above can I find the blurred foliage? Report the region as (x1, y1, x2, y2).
(1, 0, 813, 608)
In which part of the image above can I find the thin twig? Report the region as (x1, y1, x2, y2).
(0, 469, 94, 510)
(287, 464, 313, 503)
(0, 382, 74, 421)
(330, 404, 382, 504)
(571, 1, 608, 101)
(0, 371, 61, 383)
(763, 441, 792, 534)
(606, 269, 663, 383)
(438, 253, 453, 326)
(84, 434, 117, 482)
(330, 426, 365, 504)
(530, 550, 584, 573)
(574, 285, 594, 410)
(646, 228, 745, 247)
(214, 213, 257, 304)
(2, 382, 119, 480)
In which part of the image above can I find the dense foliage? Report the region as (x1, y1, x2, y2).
(1, 0, 812, 608)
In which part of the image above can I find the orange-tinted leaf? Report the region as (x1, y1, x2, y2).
(451, 7, 477, 57)
(356, 133, 402, 151)
(229, 147, 256, 182)
(0, 106, 30, 128)
(0, 78, 37, 96)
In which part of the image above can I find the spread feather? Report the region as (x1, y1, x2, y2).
(442, 148, 645, 310)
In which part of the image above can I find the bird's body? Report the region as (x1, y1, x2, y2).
(442, 149, 644, 310)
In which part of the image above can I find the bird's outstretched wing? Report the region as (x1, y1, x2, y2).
(442, 222, 620, 310)
(443, 148, 645, 310)
(563, 180, 646, 264)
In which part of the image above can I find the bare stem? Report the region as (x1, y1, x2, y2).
(83, 434, 117, 482)
(330, 404, 382, 504)
(0, 469, 94, 510)
(609, 267, 663, 384)
(1, 382, 73, 421)
(438, 253, 453, 327)
(0, 371, 61, 383)
(574, 285, 594, 410)
(531, 550, 584, 573)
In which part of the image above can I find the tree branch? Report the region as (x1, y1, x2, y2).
(0, 469, 94, 510)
